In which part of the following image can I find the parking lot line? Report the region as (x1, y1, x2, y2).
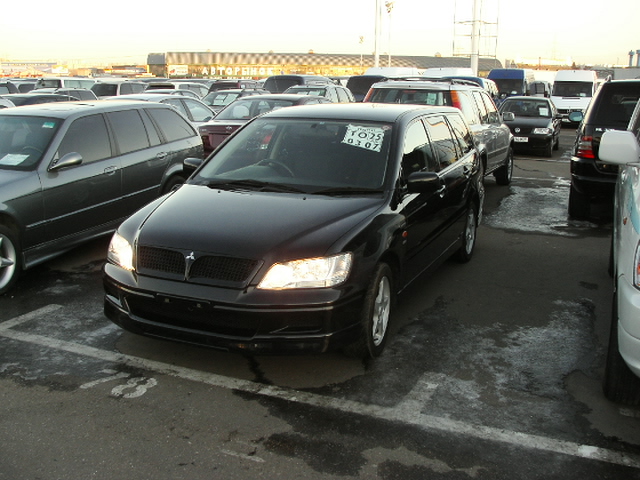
(1, 305, 639, 469)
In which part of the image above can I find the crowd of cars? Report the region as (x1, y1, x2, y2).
(3, 71, 640, 398)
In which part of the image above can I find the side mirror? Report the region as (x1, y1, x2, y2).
(184, 157, 203, 172)
(568, 111, 583, 123)
(501, 111, 515, 122)
(406, 171, 443, 194)
(599, 130, 640, 165)
(49, 152, 82, 171)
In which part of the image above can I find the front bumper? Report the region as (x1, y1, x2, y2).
(617, 274, 640, 378)
(103, 264, 364, 354)
(512, 134, 553, 150)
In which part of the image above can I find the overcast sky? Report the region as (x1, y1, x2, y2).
(1, 0, 637, 67)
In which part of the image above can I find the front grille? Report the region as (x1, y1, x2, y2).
(190, 256, 260, 283)
(138, 246, 184, 275)
(137, 245, 262, 287)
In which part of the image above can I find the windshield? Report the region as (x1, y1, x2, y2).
(215, 99, 297, 120)
(501, 99, 552, 118)
(0, 115, 62, 170)
(192, 118, 392, 193)
(552, 81, 593, 97)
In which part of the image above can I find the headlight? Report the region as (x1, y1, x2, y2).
(258, 253, 352, 289)
(533, 128, 552, 135)
(108, 232, 134, 271)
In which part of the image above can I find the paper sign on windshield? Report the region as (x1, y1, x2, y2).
(342, 125, 385, 152)
(0, 154, 29, 166)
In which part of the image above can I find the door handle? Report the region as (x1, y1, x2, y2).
(103, 165, 117, 175)
(156, 152, 168, 160)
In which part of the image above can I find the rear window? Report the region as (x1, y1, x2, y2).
(263, 77, 301, 93)
(588, 83, 640, 128)
(91, 83, 118, 97)
(367, 87, 449, 106)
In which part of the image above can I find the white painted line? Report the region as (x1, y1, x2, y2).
(0, 304, 62, 331)
(1, 309, 640, 469)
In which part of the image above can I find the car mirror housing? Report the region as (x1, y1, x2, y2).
(406, 171, 443, 194)
(599, 130, 640, 166)
(568, 111, 583, 123)
(49, 152, 82, 171)
(183, 157, 203, 171)
(501, 111, 515, 122)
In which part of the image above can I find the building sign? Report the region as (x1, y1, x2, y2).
(168, 64, 189, 76)
(199, 65, 277, 78)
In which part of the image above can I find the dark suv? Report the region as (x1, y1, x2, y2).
(0, 101, 203, 294)
(364, 79, 514, 184)
(568, 79, 640, 219)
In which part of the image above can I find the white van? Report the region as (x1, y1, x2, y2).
(364, 67, 422, 77)
(34, 77, 96, 90)
(422, 67, 474, 78)
(551, 70, 598, 123)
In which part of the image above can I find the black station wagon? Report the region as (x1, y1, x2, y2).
(0, 101, 203, 294)
(103, 103, 484, 358)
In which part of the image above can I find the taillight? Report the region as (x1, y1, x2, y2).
(450, 90, 461, 109)
(576, 135, 595, 159)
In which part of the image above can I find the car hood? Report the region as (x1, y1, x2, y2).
(135, 184, 384, 261)
(506, 116, 553, 128)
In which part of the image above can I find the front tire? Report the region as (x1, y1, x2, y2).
(344, 263, 394, 359)
(603, 291, 640, 405)
(0, 225, 21, 296)
(494, 147, 513, 185)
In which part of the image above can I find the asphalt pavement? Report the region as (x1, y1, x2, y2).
(1, 127, 639, 479)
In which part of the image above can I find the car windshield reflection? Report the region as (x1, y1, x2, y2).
(501, 100, 552, 118)
(193, 118, 391, 193)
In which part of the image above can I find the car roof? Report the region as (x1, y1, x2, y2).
(370, 79, 481, 90)
(258, 102, 462, 122)
(0, 99, 174, 119)
(105, 94, 199, 101)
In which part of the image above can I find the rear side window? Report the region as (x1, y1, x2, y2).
(402, 120, 436, 175)
(590, 84, 640, 128)
(107, 110, 151, 154)
(425, 115, 458, 169)
(447, 114, 475, 154)
(146, 107, 196, 142)
(57, 114, 111, 164)
(455, 90, 480, 125)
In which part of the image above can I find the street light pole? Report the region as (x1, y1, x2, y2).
(374, 0, 381, 68)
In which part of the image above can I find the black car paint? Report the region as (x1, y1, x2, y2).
(103, 103, 484, 355)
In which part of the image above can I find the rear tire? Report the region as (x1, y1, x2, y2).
(456, 203, 478, 263)
(603, 291, 640, 405)
(568, 182, 590, 220)
(344, 263, 394, 359)
(0, 225, 21, 296)
(494, 147, 513, 185)
(162, 175, 186, 194)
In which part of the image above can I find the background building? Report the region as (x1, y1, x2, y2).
(147, 51, 503, 79)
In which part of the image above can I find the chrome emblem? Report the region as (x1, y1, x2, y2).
(515, 128, 521, 133)
(185, 251, 196, 278)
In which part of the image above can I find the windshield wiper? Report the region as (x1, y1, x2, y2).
(312, 186, 384, 196)
(204, 179, 306, 193)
